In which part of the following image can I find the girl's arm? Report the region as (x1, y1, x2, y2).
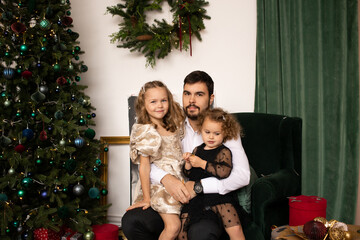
(127, 155, 151, 211)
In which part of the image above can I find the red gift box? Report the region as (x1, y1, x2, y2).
(34, 227, 63, 240)
(92, 224, 118, 240)
(289, 195, 327, 226)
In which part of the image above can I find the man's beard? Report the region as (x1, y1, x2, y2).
(184, 104, 210, 120)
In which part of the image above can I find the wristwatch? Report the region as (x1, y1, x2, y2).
(193, 180, 203, 194)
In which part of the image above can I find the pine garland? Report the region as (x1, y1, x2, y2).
(107, 0, 210, 67)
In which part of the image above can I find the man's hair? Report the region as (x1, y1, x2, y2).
(183, 70, 214, 96)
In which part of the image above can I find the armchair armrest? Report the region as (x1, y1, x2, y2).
(251, 168, 301, 227)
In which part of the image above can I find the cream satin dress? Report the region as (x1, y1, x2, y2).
(130, 124, 184, 215)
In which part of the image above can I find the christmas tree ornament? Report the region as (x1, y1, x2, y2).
(68, 63, 74, 71)
(29, 18, 36, 28)
(0, 193, 8, 201)
(21, 231, 29, 239)
(80, 64, 88, 72)
(4, 99, 11, 107)
(91, 113, 96, 118)
(64, 158, 77, 172)
(39, 19, 51, 30)
(17, 225, 23, 232)
(35, 158, 42, 165)
(55, 86, 60, 93)
(86, 114, 92, 119)
(12, 221, 20, 228)
(303, 220, 327, 240)
(56, 76, 67, 85)
(21, 70, 32, 79)
(88, 187, 100, 199)
(31, 91, 46, 102)
(39, 85, 48, 94)
(11, 22, 27, 34)
(2, 11, 13, 21)
(0, 135, 12, 146)
(14, 144, 26, 153)
(95, 158, 102, 166)
(8, 167, 15, 175)
(53, 63, 61, 71)
(39, 130, 47, 141)
(17, 189, 25, 197)
(100, 189, 108, 196)
(22, 128, 34, 140)
(74, 136, 85, 148)
(84, 128, 95, 139)
(104, 147, 109, 152)
(59, 139, 66, 146)
(78, 118, 86, 126)
(74, 46, 81, 52)
(20, 44, 28, 52)
(73, 183, 85, 196)
(54, 110, 64, 119)
(3, 67, 15, 79)
(41, 46, 46, 51)
(93, 167, 99, 173)
(21, 177, 33, 188)
(83, 231, 95, 240)
(71, 95, 76, 101)
(5, 51, 10, 57)
(62, 16, 73, 26)
(75, 76, 81, 82)
(16, 110, 22, 117)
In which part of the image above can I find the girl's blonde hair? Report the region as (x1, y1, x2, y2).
(135, 81, 185, 132)
(198, 108, 243, 142)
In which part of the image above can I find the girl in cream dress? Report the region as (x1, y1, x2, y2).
(127, 81, 185, 240)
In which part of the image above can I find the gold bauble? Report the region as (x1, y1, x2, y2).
(328, 219, 338, 227)
(344, 231, 351, 240)
(329, 227, 346, 240)
(314, 217, 327, 225)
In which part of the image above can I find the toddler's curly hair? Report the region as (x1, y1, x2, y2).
(198, 108, 243, 142)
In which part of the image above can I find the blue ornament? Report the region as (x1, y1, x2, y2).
(74, 137, 85, 148)
(3, 67, 15, 79)
(0, 193, 8, 201)
(40, 189, 48, 198)
(22, 128, 34, 140)
(88, 187, 100, 199)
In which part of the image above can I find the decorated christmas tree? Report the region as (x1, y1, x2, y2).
(0, 0, 109, 239)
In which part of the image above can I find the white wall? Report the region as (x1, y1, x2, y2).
(71, 0, 257, 226)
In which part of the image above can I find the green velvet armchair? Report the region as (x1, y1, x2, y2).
(231, 112, 302, 240)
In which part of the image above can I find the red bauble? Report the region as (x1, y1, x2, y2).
(303, 220, 327, 240)
(61, 16, 73, 26)
(11, 22, 27, 34)
(56, 76, 67, 86)
(39, 130, 48, 141)
(21, 70, 33, 79)
(14, 144, 26, 153)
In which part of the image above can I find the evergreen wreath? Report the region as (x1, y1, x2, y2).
(106, 0, 210, 67)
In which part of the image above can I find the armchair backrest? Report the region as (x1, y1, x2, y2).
(232, 112, 302, 177)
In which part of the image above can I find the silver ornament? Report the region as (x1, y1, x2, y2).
(83, 231, 95, 240)
(39, 85, 48, 94)
(4, 99, 10, 107)
(29, 18, 37, 28)
(8, 167, 15, 175)
(73, 184, 85, 196)
(59, 139, 66, 146)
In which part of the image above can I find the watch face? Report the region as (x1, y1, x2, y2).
(194, 182, 203, 194)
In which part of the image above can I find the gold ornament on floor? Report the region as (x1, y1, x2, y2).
(83, 230, 95, 240)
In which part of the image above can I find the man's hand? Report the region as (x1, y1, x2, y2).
(161, 174, 190, 204)
(184, 181, 196, 200)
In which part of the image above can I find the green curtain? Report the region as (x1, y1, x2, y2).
(256, 0, 359, 223)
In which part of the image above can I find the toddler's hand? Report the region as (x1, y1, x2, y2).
(188, 155, 206, 169)
(182, 152, 192, 161)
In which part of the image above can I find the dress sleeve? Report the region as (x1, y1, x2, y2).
(129, 124, 162, 164)
(205, 147, 232, 179)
